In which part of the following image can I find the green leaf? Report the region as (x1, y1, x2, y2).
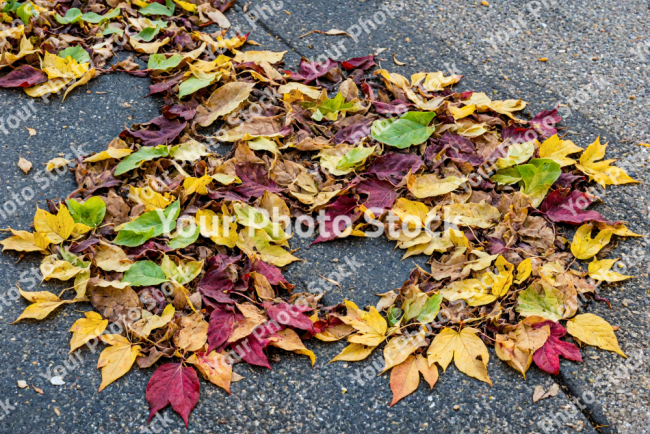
(335, 145, 376, 170)
(160, 255, 203, 285)
(81, 7, 120, 23)
(167, 225, 200, 249)
(55, 7, 81, 24)
(387, 307, 402, 327)
(515, 284, 565, 321)
(113, 228, 156, 247)
(60, 248, 90, 268)
(1, 0, 21, 14)
(136, 27, 161, 42)
(416, 293, 443, 324)
(58, 46, 90, 64)
(122, 260, 167, 286)
(303, 93, 358, 121)
(17, 2, 37, 24)
(102, 26, 124, 36)
(139, 0, 174, 16)
(233, 203, 289, 243)
(491, 167, 522, 185)
(517, 158, 561, 208)
(114, 145, 169, 176)
(119, 200, 180, 244)
(371, 111, 436, 149)
(65, 197, 106, 228)
(178, 76, 213, 99)
(148, 53, 183, 71)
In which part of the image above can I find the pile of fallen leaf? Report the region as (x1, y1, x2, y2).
(0, 0, 643, 425)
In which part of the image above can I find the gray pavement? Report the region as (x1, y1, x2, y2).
(0, 1, 649, 433)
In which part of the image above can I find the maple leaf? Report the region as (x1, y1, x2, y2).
(538, 134, 583, 167)
(389, 354, 438, 406)
(531, 320, 583, 375)
(570, 224, 613, 260)
(588, 258, 633, 282)
(576, 137, 639, 187)
(495, 321, 549, 378)
(69, 311, 108, 353)
(427, 327, 491, 385)
(13, 288, 72, 323)
(146, 363, 200, 427)
(540, 190, 609, 225)
(186, 351, 232, 393)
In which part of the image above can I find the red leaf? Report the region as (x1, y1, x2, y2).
(341, 55, 376, 71)
(266, 303, 315, 334)
(0, 65, 48, 88)
(207, 306, 238, 352)
(357, 178, 399, 211)
(366, 152, 424, 185)
(285, 58, 340, 83)
(251, 260, 294, 291)
(540, 190, 610, 225)
(311, 195, 359, 245)
(530, 108, 561, 138)
(532, 321, 583, 375)
(146, 363, 200, 427)
(232, 163, 282, 199)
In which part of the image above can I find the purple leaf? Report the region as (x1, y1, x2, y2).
(207, 306, 238, 351)
(146, 73, 184, 97)
(163, 99, 198, 121)
(285, 58, 341, 84)
(120, 115, 187, 146)
(0, 65, 48, 88)
(312, 195, 359, 245)
(341, 55, 376, 71)
(69, 237, 100, 253)
(333, 118, 373, 145)
(357, 178, 398, 211)
(553, 172, 585, 189)
(373, 100, 412, 115)
(233, 163, 282, 199)
(366, 152, 424, 185)
(251, 260, 294, 291)
(539, 190, 610, 225)
(530, 108, 561, 138)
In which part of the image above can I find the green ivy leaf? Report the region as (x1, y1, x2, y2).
(147, 53, 183, 71)
(55, 7, 81, 24)
(517, 158, 561, 208)
(167, 225, 200, 249)
(122, 260, 167, 286)
(371, 111, 436, 149)
(178, 76, 213, 99)
(117, 200, 180, 245)
(58, 46, 90, 64)
(81, 7, 120, 24)
(416, 293, 443, 324)
(65, 197, 106, 228)
(114, 145, 169, 176)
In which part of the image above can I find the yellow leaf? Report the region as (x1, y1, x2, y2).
(440, 278, 497, 306)
(174, 0, 197, 11)
(94, 242, 133, 272)
(389, 355, 420, 406)
(570, 224, 613, 260)
(448, 102, 476, 120)
(442, 201, 500, 229)
(174, 312, 208, 352)
(269, 329, 316, 365)
(514, 258, 532, 284)
(495, 322, 549, 378)
(237, 229, 301, 267)
(0, 228, 50, 252)
(392, 198, 429, 229)
(196, 208, 238, 248)
(277, 82, 322, 100)
(45, 157, 69, 172)
(596, 222, 643, 237)
(195, 82, 256, 127)
(42, 51, 89, 80)
(130, 36, 170, 54)
(128, 186, 172, 211)
(62, 67, 95, 101)
(576, 137, 639, 187)
(69, 312, 108, 353)
(411, 71, 462, 91)
(183, 175, 213, 195)
(347, 306, 387, 347)
(588, 258, 633, 282)
(13, 288, 70, 323)
(131, 304, 175, 338)
(97, 334, 141, 392)
(538, 135, 583, 167)
(40, 255, 85, 281)
(416, 354, 438, 389)
(566, 313, 625, 357)
(25, 77, 71, 98)
(329, 343, 375, 362)
(406, 173, 467, 198)
(84, 147, 133, 163)
(186, 351, 232, 393)
(233, 50, 286, 64)
(382, 330, 427, 372)
(488, 99, 526, 119)
(427, 327, 491, 385)
(34, 206, 75, 244)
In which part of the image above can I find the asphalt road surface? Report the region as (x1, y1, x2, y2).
(0, 0, 648, 433)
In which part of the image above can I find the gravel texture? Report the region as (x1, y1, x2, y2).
(0, 1, 648, 433)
